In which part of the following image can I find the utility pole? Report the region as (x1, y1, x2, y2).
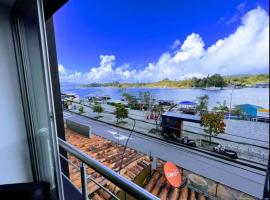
(228, 83, 234, 120)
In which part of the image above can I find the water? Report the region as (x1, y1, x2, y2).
(61, 83, 269, 109)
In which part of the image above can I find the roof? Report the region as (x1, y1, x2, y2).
(144, 172, 206, 200)
(162, 111, 201, 123)
(236, 104, 263, 109)
(142, 160, 256, 200)
(143, 160, 207, 200)
(65, 128, 151, 195)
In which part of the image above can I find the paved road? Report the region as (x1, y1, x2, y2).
(63, 111, 266, 199)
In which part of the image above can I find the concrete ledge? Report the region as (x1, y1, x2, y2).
(66, 119, 91, 138)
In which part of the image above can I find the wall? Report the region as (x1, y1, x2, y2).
(0, 5, 32, 184)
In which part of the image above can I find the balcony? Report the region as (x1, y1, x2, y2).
(58, 137, 159, 200)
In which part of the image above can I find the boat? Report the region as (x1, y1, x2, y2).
(158, 100, 174, 106)
(203, 86, 222, 91)
(178, 101, 197, 115)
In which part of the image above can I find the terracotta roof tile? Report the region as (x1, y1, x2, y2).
(142, 170, 209, 200)
(64, 128, 151, 198)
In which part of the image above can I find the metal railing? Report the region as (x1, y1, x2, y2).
(58, 138, 159, 200)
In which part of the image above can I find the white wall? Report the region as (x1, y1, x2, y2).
(0, 5, 33, 184)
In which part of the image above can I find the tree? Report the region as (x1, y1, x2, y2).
(92, 102, 104, 117)
(196, 95, 209, 115)
(213, 100, 229, 114)
(122, 93, 138, 108)
(209, 74, 227, 87)
(153, 105, 164, 131)
(63, 100, 70, 109)
(200, 112, 226, 145)
(122, 93, 134, 103)
(78, 106, 84, 114)
(114, 104, 129, 123)
(143, 91, 155, 110)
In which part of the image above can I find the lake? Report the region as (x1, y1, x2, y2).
(61, 84, 269, 109)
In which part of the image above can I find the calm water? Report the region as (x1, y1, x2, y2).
(61, 84, 269, 109)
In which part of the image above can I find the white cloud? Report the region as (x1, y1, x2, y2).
(86, 55, 115, 82)
(59, 7, 269, 83)
(58, 64, 66, 74)
(172, 33, 205, 63)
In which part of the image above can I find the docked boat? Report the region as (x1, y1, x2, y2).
(178, 101, 197, 115)
(203, 86, 222, 91)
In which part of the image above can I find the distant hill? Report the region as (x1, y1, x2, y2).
(80, 74, 269, 88)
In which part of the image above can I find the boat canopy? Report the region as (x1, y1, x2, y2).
(178, 101, 196, 106)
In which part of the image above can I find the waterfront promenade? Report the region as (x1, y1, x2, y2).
(66, 100, 269, 165)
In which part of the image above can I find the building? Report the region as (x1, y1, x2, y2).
(236, 104, 269, 122)
(162, 111, 201, 138)
(236, 104, 264, 117)
(255, 83, 269, 88)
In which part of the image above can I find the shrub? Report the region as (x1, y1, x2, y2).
(92, 102, 104, 116)
(78, 106, 84, 114)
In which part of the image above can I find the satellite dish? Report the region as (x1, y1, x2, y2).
(164, 161, 184, 188)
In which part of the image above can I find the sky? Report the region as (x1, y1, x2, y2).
(54, 0, 269, 83)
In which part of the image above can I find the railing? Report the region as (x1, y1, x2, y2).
(58, 138, 160, 200)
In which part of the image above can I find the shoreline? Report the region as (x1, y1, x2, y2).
(78, 85, 263, 89)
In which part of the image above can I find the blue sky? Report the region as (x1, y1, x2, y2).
(54, 0, 269, 83)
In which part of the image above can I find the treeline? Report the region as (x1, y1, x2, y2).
(80, 74, 269, 88)
(224, 74, 269, 86)
(189, 74, 227, 88)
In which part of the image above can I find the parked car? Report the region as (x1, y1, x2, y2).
(180, 136, 196, 147)
(213, 144, 238, 159)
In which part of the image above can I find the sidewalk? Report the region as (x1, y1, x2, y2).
(69, 101, 159, 136)
(67, 100, 269, 164)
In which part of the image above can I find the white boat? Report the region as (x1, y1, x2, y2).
(203, 87, 222, 91)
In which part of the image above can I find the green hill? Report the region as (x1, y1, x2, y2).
(80, 74, 269, 88)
